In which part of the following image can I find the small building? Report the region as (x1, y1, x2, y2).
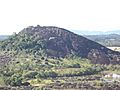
(104, 73, 120, 79)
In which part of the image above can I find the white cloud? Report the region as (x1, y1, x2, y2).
(0, 0, 120, 34)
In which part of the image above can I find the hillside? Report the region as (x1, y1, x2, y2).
(0, 25, 120, 64)
(0, 26, 120, 89)
(85, 34, 120, 47)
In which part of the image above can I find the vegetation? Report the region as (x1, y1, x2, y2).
(0, 34, 46, 56)
(0, 55, 98, 83)
(0, 52, 120, 89)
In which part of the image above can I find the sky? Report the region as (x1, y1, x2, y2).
(0, 0, 120, 35)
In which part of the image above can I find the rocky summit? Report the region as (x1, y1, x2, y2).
(1, 25, 120, 64)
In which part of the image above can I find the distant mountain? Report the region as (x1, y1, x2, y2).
(85, 34, 120, 47)
(0, 35, 9, 41)
(72, 30, 120, 35)
(72, 30, 104, 35)
(0, 25, 120, 64)
(106, 30, 120, 34)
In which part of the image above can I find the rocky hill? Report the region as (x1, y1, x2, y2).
(0, 25, 120, 64)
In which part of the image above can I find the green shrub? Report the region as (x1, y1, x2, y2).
(5, 74, 22, 86)
(37, 70, 58, 78)
(23, 71, 38, 79)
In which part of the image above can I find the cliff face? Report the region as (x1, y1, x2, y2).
(1, 25, 120, 64)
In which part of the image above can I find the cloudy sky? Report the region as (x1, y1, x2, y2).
(0, 0, 120, 35)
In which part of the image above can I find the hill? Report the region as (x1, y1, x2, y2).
(0, 25, 120, 64)
(85, 34, 120, 47)
(0, 26, 120, 89)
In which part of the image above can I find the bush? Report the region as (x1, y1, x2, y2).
(5, 74, 22, 86)
(37, 70, 58, 78)
(23, 71, 38, 79)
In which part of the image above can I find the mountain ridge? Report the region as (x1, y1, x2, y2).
(73, 30, 120, 35)
(0, 35, 9, 41)
(85, 34, 120, 47)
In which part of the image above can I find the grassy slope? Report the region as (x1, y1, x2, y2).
(0, 53, 120, 89)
